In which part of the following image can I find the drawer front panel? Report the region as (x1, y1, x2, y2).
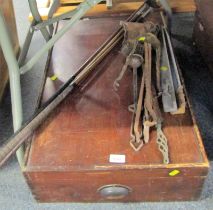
(25, 171, 205, 202)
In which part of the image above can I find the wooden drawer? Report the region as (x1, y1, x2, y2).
(23, 17, 209, 202)
(24, 170, 206, 202)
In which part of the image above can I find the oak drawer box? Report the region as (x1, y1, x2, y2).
(23, 18, 209, 202)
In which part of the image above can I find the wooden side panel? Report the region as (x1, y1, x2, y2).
(29, 0, 196, 21)
(60, 0, 196, 12)
(24, 170, 206, 202)
(0, 0, 19, 101)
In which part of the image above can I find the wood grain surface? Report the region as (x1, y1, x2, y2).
(24, 17, 208, 202)
(29, 0, 196, 21)
(24, 171, 205, 202)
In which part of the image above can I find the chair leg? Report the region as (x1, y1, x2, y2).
(18, 22, 35, 66)
(0, 10, 24, 167)
(48, 0, 61, 36)
(28, 0, 51, 41)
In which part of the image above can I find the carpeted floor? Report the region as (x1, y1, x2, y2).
(0, 1, 213, 209)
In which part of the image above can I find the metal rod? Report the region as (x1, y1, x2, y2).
(164, 28, 181, 87)
(28, 0, 51, 41)
(34, 9, 77, 31)
(0, 3, 147, 167)
(0, 81, 75, 168)
(18, 22, 35, 66)
(47, 0, 61, 35)
(160, 27, 177, 112)
(0, 10, 24, 166)
(159, 0, 172, 29)
(20, 0, 103, 74)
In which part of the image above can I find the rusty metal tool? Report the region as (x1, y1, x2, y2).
(130, 58, 145, 151)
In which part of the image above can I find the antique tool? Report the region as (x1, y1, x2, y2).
(143, 33, 169, 163)
(129, 53, 144, 150)
(0, 4, 152, 168)
(115, 45, 144, 150)
(132, 69, 145, 150)
(129, 53, 143, 110)
(161, 12, 186, 114)
(163, 28, 186, 114)
(156, 124, 169, 164)
(152, 83, 169, 164)
(160, 27, 178, 113)
(113, 56, 130, 91)
(142, 43, 169, 163)
(114, 21, 156, 90)
(143, 32, 162, 93)
(114, 20, 170, 163)
(142, 43, 157, 143)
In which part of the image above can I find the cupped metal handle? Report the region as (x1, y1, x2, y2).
(97, 184, 132, 199)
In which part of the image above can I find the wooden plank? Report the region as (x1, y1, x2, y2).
(29, 2, 143, 21)
(60, 0, 143, 4)
(29, 0, 196, 21)
(57, 2, 142, 16)
(60, 0, 196, 12)
(24, 171, 206, 202)
(60, 0, 196, 10)
(0, 0, 20, 102)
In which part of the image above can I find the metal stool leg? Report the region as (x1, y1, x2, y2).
(0, 10, 24, 167)
(18, 21, 35, 66)
(48, 0, 61, 36)
(28, 0, 51, 41)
